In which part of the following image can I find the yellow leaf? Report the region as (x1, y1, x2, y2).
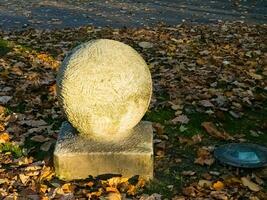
(87, 189, 103, 198)
(198, 180, 212, 188)
(107, 177, 128, 187)
(0, 132, 10, 143)
(85, 181, 94, 187)
(127, 185, 137, 195)
(241, 177, 261, 192)
(38, 166, 55, 182)
(19, 173, 30, 185)
(106, 187, 119, 193)
(249, 72, 263, 80)
(39, 184, 48, 193)
(213, 181, 224, 190)
(136, 178, 146, 188)
(0, 105, 6, 114)
(107, 193, 121, 200)
(61, 183, 75, 193)
(0, 124, 5, 131)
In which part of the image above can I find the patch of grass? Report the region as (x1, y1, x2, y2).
(144, 107, 175, 124)
(222, 106, 267, 144)
(0, 39, 11, 56)
(144, 178, 175, 198)
(177, 111, 209, 137)
(0, 142, 23, 158)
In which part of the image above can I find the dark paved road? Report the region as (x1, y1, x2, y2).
(0, 0, 267, 30)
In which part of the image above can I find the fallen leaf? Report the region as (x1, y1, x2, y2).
(179, 125, 187, 132)
(201, 122, 233, 140)
(199, 100, 214, 108)
(107, 192, 121, 200)
(39, 184, 48, 193)
(172, 115, 189, 124)
(20, 119, 47, 127)
(61, 183, 75, 193)
(0, 96, 12, 104)
(106, 187, 119, 193)
(19, 173, 30, 185)
(139, 193, 162, 200)
(196, 58, 206, 65)
(178, 134, 202, 145)
(194, 147, 215, 166)
(210, 191, 228, 200)
(0, 124, 5, 131)
(213, 181, 224, 190)
(182, 170, 196, 176)
(153, 123, 164, 135)
(241, 177, 261, 192)
(249, 72, 263, 80)
(183, 186, 198, 197)
(0, 132, 10, 143)
(38, 166, 55, 182)
(40, 140, 54, 151)
(198, 180, 212, 188)
(30, 135, 49, 142)
(138, 41, 153, 49)
(0, 105, 6, 114)
(107, 177, 128, 187)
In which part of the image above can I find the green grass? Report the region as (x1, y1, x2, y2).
(144, 107, 174, 123)
(142, 102, 267, 198)
(0, 142, 23, 158)
(0, 39, 11, 56)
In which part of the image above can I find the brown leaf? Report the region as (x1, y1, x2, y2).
(201, 122, 233, 140)
(196, 58, 206, 65)
(153, 123, 164, 135)
(183, 186, 198, 197)
(178, 134, 202, 145)
(210, 191, 228, 200)
(194, 147, 215, 166)
(30, 135, 49, 142)
(172, 114, 189, 124)
(40, 140, 54, 151)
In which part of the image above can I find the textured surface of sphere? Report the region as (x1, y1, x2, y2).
(57, 39, 152, 140)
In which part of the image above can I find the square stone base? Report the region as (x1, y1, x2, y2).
(54, 121, 153, 181)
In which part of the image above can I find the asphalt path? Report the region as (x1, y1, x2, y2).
(0, 0, 266, 30)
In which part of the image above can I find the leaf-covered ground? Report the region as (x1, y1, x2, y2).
(0, 22, 266, 199)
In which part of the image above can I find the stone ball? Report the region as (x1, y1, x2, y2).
(57, 39, 152, 141)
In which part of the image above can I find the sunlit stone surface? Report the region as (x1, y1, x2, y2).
(54, 121, 153, 180)
(55, 39, 153, 180)
(56, 39, 152, 141)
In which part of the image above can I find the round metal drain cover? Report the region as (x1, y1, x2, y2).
(214, 143, 267, 168)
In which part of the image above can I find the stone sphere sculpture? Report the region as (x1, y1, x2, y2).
(57, 39, 152, 141)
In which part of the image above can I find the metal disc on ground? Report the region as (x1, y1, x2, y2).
(214, 143, 267, 168)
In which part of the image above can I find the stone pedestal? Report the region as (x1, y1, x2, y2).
(54, 121, 153, 181)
